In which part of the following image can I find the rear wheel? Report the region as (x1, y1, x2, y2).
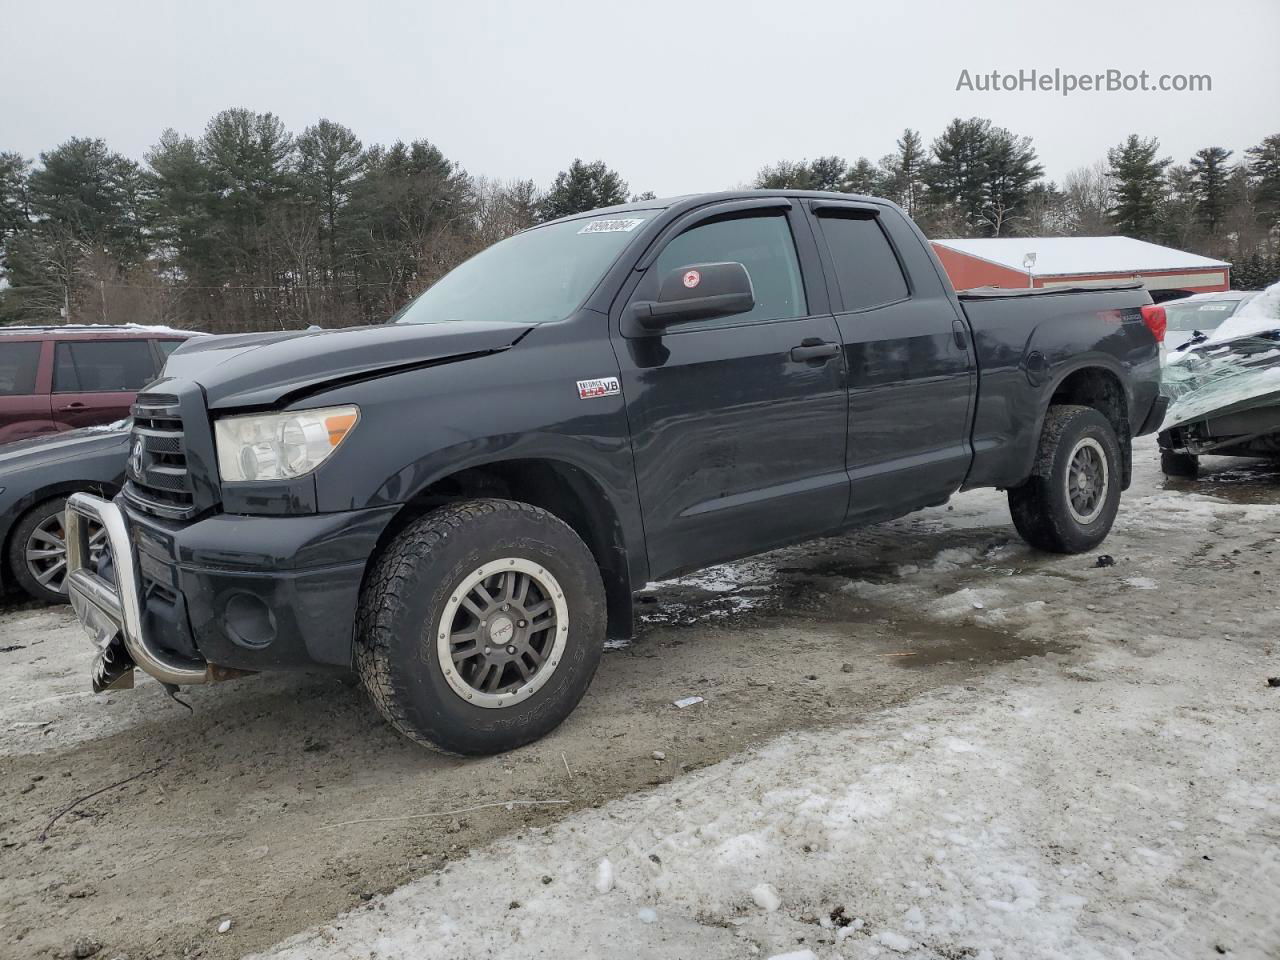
(1008, 405, 1123, 554)
(1160, 449, 1199, 478)
(355, 499, 606, 755)
(7, 496, 106, 604)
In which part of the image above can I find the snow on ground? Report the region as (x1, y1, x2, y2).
(255, 449, 1280, 960)
(0, 606, 151, 755)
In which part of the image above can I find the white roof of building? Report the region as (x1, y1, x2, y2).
(931, 236, 1230, 277)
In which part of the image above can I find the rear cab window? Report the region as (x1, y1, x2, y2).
(0, 341, 42, 396)
(815, 211, 909, 312)
(53, 339, 159, 392)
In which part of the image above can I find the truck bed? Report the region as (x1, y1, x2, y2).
(955, 282, 1160, 491)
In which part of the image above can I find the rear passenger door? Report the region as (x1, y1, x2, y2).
(51, 339, 160, 429)
(614, 202, 849, 579)
(0, 340, 54, 444)
(806, 201, 973, 522)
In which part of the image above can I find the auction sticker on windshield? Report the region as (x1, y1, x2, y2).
(578, 218, 646, 234)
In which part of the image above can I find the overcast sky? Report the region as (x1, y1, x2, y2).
(2, 0, 1277, 196)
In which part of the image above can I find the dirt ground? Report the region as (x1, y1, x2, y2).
(1, 437, 1277, 960)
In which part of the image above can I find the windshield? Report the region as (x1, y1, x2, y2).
(393, 212, 655, 326)
(1164, 298, 1241, 332)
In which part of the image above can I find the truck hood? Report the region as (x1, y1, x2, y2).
(0, 424, 130, 473)
(159, 320, 533, 410)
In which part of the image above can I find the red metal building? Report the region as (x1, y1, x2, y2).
(931, 237, 1230, 302)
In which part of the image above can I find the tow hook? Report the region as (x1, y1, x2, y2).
(91, 634, 136, 693)
(161, 683, 194, 713)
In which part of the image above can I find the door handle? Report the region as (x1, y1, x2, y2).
(790, 339, 840, 363)
(57, 402, 87, 411)
(952, 320, 969, 351)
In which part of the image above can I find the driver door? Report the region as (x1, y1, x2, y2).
(612, 203, 849, 580)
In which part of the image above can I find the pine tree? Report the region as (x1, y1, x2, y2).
(345, 139, 474, 314)
(924, 118, 994, 234)
(980, 128, 1043, 236)
(0, 152, 30, 281)
(296, 119, 364, 279)
(806, 156, 849, 192)
(753, 158, 850, 192)
(1188, 147, 1232, 235)
(1106, 135, 1170, 240)
(1220, 165, 1265, 257)
(0, 152, 28, 244)
(538, 160, 629, 221)
(887, 129, 925, 216)
(754, 160, 810, 190)
(198, 109, 297, 284)
(1245, 133, 1280, 223)
(1160, 165, 1201, 248)
(145, 129, 213, 280)
(843, 157, 882, 195)
(27, 137, 147, 267)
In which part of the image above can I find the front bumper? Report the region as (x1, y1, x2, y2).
(65, 493, 219, 687)
(65, 493, 399, 689)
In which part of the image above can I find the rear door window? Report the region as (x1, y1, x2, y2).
(53, 340, 158, 392)
(816, 212, 909, 312)
(0, 341, 42, 396)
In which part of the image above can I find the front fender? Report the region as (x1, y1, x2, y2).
(298, 316, 647, 587)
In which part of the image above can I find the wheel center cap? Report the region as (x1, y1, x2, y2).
(488, 616, 515, 645)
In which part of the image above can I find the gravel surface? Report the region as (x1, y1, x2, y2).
(1, 437, 1277, 959)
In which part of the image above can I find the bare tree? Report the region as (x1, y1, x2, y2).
(1018, 185, 1070, 237)
(1062, 161, 1113, 235)
(472, 178, 541, 248)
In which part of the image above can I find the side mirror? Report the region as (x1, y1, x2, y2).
(625, 262, 755, 334)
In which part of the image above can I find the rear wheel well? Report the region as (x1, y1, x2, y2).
(1049, 367, 1131, 488)
(371, 460, 634, 640)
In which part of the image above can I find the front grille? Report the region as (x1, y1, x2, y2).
(126, 394, 195, 516)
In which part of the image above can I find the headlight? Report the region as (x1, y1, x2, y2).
(214, 405, 359, 482)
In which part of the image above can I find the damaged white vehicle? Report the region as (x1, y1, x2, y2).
(1159, 282, 1280, 477)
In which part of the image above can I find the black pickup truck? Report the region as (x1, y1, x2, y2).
(64, 191, 1165, 755)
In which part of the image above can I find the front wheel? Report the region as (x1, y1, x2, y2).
(355, 499, 606, 755)
(1008, 405, 1123, 554)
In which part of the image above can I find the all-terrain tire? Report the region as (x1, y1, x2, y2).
(1008, 405, 1123, 554)
(7, 496, 73, 604)
(354, 498, 606, 756)
(1160, 449, 1199, 478)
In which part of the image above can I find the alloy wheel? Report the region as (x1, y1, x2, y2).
(25, 513, 105, 594)
(436, 558, 569, 709)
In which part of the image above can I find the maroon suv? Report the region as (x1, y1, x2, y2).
(0, 326, 194, 444)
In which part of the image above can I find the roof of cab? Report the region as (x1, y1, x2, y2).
(538, 189, 891, 227)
